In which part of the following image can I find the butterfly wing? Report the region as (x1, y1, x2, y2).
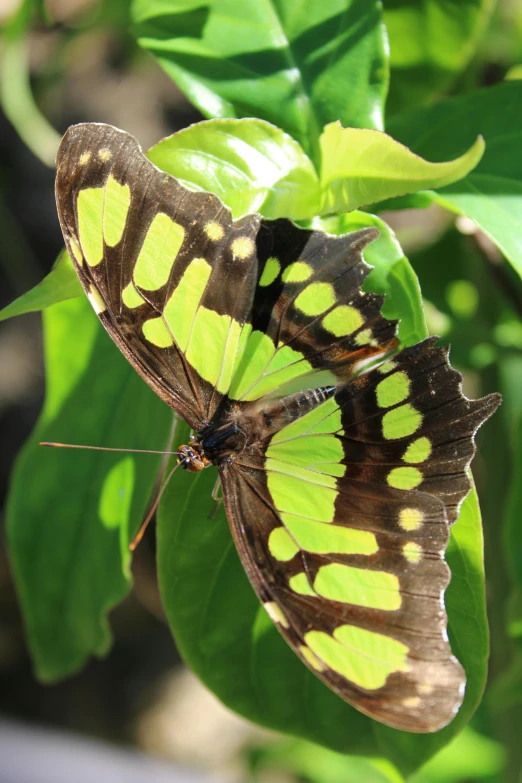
(227, 217, 398, 402)
(55, 122, 260, 428)
(219, 338, 500, 732)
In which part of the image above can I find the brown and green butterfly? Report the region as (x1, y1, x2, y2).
(55, 122, 500, 733)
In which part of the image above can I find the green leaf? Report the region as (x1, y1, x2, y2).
(0, 251, 82, 322)
(387, 81, 522, 279)
(6, 297, 172, 681)
(249, 738, 404, 783)
(313, 211, 428, 346)
(132, 0, 388, 160)
(368, 191, 436, 213)
(147, 118, 484, 224)
(249, 727, 505, 783)
(384, 0, 495, 116)
(411, 726, 505, 783)
(147, 118, 320, 220)
(319, 123, 484, 214)
(443, 486, 489, 733)
(157, 311, 487, 774)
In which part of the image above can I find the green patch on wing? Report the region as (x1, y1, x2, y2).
(229, 330, 313, 401)
(305, 626, 409, 690)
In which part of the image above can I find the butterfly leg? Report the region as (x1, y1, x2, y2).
(209, 477, 223, 519)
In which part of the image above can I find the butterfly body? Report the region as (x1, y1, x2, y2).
(55, 122, 501, 733)
(187, 384, 337, 469)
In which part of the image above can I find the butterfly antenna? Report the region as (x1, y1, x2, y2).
(40, 442, 182, 457)
(129, 460, 182, 551)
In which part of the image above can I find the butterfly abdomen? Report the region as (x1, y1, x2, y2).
(265, 386, 337, 435)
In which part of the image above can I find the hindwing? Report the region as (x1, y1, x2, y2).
(219, 338, 500, 732)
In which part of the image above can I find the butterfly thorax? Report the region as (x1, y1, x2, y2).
(178, 386, 337, 472)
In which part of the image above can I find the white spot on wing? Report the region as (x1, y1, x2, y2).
(231, 236, 254, 260)
(264, 601, 289, 628)
(87, 285, 106, 314)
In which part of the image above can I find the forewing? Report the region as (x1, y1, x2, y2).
(228, 220, 399, 402)
(219, 338, 500, 732)
(55, 122, 260, 428)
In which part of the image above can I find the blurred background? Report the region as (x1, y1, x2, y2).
(0, 0, 521, 781)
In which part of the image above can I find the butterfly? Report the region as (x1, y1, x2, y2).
(55, 122, 500, 733)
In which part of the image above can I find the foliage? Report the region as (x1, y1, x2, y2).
(1, 0, 521, 780)
(388, 82, 522, 278)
